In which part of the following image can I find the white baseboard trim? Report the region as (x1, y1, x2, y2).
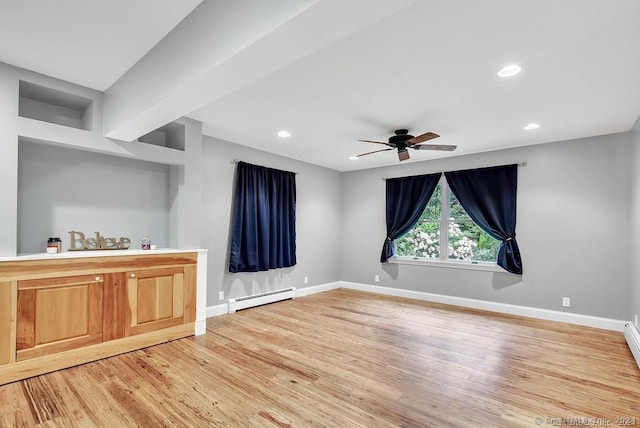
(205, 280, 627, 332)
(624, 323, 640, 369)
(339, 281, 627, 332)
(206, 303, 228, 318)
(195, 319, 207, 336)
(295, 282, 342, 297)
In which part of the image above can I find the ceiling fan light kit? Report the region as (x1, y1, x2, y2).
(357, 129, 457, 161)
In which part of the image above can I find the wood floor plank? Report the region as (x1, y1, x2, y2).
(0, 288, 639, 427)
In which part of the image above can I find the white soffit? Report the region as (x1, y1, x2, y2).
(102, 0, 420, 141)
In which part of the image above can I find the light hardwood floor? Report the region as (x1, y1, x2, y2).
(1, 288, 639, 427)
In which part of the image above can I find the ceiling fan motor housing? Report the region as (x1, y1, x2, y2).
(389, 129, 414, 146)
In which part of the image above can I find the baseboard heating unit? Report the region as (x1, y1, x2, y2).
(624, 323, 640, 370)
(228, 287, 297, 313)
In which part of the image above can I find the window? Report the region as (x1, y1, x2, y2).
(395, 178, 500, 263)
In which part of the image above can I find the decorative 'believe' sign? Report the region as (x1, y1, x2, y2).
(68, 231, 131, 251)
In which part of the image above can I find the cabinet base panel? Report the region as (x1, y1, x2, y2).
(0, 322, 195, 385)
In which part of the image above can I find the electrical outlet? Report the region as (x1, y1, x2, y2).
(374, 275, 380, 283)
(635, 314, 638, 328)
(219, 291, 224, 300)
(562, 297, 570, 308)
(304, 276, 308, 284)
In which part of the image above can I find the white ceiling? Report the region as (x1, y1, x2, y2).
(1, 0, 640, 172)
(0, 0, 201, 90)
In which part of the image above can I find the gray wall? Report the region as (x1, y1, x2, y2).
(18, 141, 171, 254)
(0, 64, 19, 256)
(630, 116, 640, 327)
(14, 121, 638, 321)
(341, 133, 632, 320)
(201, 136, 342, 306)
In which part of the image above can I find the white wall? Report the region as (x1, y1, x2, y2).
(630, 116, 640, 326)
(201, 136, 342, 306)
(341, 133, 632, 320)
(0, 64, 19, 256)
(18, 141, 170, 254)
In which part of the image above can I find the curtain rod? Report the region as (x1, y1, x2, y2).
(230, 159, 298, 174)
(380, 161, 527, 181)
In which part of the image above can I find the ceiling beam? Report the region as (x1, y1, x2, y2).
(102, 0, 419, 142)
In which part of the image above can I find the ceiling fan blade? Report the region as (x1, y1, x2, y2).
(358, 139, 394, 147)
(398, 148, 410, 161)
(406, 132, 440, 145)
(355, 148, 394, 157)
(413, 144, 457, 151)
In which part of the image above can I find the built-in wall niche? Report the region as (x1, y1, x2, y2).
(18, 81, 94, 131)
(17, 140, 171, 255)
(138, 122, 185, 151)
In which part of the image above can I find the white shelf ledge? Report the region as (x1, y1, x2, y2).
(1, 248, 202, 262)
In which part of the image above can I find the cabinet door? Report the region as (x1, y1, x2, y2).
(125, 267, 186, 336)
(16, 275, 104, 361)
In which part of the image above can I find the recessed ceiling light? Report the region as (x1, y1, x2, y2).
(349, 155, 359, 160)
(497, 64, 522, 77)
(523, 123, 540, 130)
(277, 130, 291, 138)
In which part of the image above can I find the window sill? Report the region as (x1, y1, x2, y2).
(388, 256, 505, 272)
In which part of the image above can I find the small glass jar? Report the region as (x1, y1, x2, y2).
(141, 236, 151, 250)
(55, 237, 62, 253)
(46, 238, 58, 254)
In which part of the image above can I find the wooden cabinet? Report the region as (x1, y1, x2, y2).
(16, 274, 104, 361)
(125, 266, 195, 336)
(0, 251, 199, 385)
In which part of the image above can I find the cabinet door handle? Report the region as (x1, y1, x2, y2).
(130, 273, 136, 278)
(95, 276, 101, 281)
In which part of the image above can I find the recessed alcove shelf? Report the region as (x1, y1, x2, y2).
(139, 122, 185, 151)
(18, 81, 94, 131)
(17, 140, 172, 255)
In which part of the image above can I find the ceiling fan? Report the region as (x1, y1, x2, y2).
(356, 129, 457, 161)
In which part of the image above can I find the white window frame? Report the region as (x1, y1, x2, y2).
(390, 177, 502, 272)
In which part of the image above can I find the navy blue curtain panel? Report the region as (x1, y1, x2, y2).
(381, 173, 441, 262)
(229, 161, 296, 273)
(444, 164, 522, 274)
